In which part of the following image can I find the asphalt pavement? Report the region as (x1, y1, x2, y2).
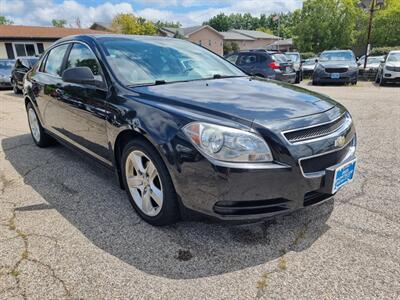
(0, 81, 399, 299)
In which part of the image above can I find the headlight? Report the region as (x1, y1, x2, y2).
(183, 122, 273, 162)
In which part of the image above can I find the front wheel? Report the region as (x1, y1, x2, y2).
(121, 139, 180, 226)
(26, 102, 54, 147)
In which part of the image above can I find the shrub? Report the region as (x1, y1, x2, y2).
(300, 52, 316, 59)
(369, 46, 400, 56)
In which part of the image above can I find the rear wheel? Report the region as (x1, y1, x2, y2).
(26, 102, 54, 147)
(121, 139, 180, 226)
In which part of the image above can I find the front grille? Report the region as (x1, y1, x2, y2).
(214, 198, 289, 216)
(284, 114, 348, 143)
(304, 191, 332, 206)
(300, 141, 352, 174)
(325, 67, 348, 73)
(386, 66, 400, 72)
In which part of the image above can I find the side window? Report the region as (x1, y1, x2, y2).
(226, 54, 238, 64)
(238, 54, 257, 65)
(44, 44, 69, 76)
(66, 43, 101, 76)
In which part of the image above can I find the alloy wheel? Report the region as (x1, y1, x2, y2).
(28, 107, 41, 143)
(125, 150, 163, 217)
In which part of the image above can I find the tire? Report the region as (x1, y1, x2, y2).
(26, 102, 54, 147)
(379, 74, 386, 86)
(295, 71, 300, 84)
(121, 139, 180, 226)
(13, 81, 21, 94)
(375, 73, 380, 83)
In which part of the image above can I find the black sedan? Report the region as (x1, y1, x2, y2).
(313, 50, 358, 85)
(23, 35, 357, 225)
(11, 57, 38, 94)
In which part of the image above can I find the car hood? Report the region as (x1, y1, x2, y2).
(132, 77, 336, 124)
(386, 62, 400, 67)
(319, 60, 357, 68)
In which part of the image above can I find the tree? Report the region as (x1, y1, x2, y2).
(293, 0, 357, 53)
(52, 19, 67, 28)
(205, 13, 231, 31)
(155, 20, 181, 29)
(111, 13, 157, 35)
(0, 16, 13, 25)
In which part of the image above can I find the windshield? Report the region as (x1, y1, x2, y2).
(387, 53, 400, 62)
(100, 37, 245, 86)
(367, 56, 384, 64)
(0, 60, 14, 69)
(272, 54, 288, 63)
(303, 59, 316, 65)
(285, 53, 300, 62)
(320, 51, 355, 62)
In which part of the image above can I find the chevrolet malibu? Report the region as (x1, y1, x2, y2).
(24, 35, 357, 225)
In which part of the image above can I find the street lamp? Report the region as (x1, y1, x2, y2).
(358, 0, 385, 69)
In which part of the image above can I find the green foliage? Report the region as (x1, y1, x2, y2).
(52, 19, 67, 28)
(223, 42, 240, 55)
(112, 13, 157, 35)
(370, 46, 400, 56)
(293, 0, 357, 53)
(204, 12, 298, 39)
(155, 20, 181, 29)
(0, 16, 13, 25)
(300, 52, 317, 59)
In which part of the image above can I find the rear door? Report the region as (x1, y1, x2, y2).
(237, 53, 258, 74)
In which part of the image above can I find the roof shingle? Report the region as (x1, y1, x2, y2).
(0, 25, 109, 39)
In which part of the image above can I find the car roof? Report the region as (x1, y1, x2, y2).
(388, 50, 400, 54)
(321, 49, 353, 53)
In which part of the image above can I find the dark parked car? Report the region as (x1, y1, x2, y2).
(0, 59, 14, 89)
(11, 57, 38, 94)
(24, 35, 357, 225)
(285, 52, 303, 83)
(313, 50, 358, 85)
(225, 51, 296, 83)
(301, 57, 317, 76)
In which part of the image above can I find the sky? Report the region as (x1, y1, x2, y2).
(0, 0, 303, 28)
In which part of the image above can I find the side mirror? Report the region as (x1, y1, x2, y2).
(62, 67, 95, 85)
(380, 59, 385, 63)
(301, 60, 305, 63)
(357, 62, 361, 66)
(315, 59, 318, 63)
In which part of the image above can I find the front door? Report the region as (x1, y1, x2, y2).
(55, 42, 111, 163)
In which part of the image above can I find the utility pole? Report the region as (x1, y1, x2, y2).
(363, 0, 375, 69)
(358, 0, 384, 69)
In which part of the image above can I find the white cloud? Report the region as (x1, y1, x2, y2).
(1, 0, 134, 27)
(1, 0, 303, 27)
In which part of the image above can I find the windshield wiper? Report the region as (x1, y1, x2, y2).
(212, 74, 246, 79)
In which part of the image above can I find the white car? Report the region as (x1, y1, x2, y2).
(375, 51, 400, 86)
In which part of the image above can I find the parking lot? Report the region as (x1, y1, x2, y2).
(0, 81, 399, 299)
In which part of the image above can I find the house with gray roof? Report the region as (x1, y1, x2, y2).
(158, 25, 224, 55)
(225, 29, 281, 50)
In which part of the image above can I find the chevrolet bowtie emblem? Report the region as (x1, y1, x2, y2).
(335, 136, 346, 147)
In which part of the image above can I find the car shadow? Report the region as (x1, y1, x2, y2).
(2, 134, 333, 279)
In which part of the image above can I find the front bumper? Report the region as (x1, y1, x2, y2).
(314, 69, 358, 83)
(0, 78, 12, 88)
(170, 110, 356, 221)
(383, 69, 400, 82)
